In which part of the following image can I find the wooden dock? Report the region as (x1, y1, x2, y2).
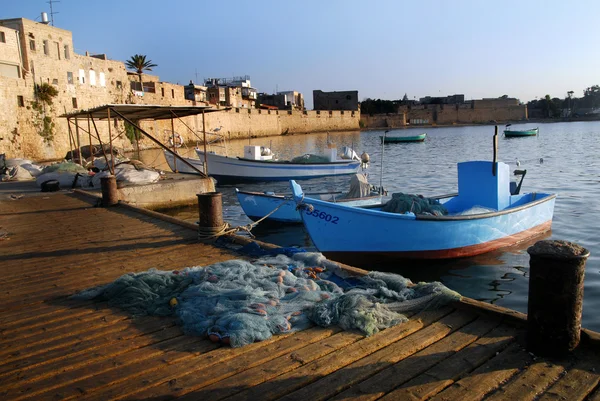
(1, 187, 599, 400)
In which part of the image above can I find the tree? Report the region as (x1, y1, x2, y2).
(125, 54, 157, 88)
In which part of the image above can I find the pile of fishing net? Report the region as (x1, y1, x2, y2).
(382, 193, 448, 216)
(35, 162, 89, 188)
(71, 252, 461, 348)
(0, 156, 44, 181)
(290, 154, 330, 164)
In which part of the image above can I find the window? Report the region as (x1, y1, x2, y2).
(171, 89, 175, 98)
(99, 72, 105, 87)
(43, 40, 49, 55)
(55, 42, 60, 60)
(161, 87, 165, 97)
(89, 70, 96, 86)
(52, 78, 58, 85)
(78, 69, 85, 84)
(0, 32, 5, 43)
(29, 40, 35, 51)
(67, 71, 73, 84)
(63, 45, 69, 59)
(116, 80, 122, 89)
(72, 98, 78, 108)
(17, 96, 24, 107)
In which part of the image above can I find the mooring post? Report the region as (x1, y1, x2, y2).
(527, 239, 590, 357)
(197, 192, 224, 241)
(100, 175, 118, 207)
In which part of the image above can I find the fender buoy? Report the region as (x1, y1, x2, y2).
(168, 133, 184, 148)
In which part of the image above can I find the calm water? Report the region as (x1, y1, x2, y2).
(136, 121, 600, 332)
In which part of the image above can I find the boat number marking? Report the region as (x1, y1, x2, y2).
(308, 209, 338, 224)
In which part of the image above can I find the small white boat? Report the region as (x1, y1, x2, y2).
(236, 173, 384, 223)
(164, 145, 362, 183)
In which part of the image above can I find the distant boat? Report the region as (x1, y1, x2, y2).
(381, 133, 427, 143)
(503, 127, 539, 137)
(236, 173, 384, 223)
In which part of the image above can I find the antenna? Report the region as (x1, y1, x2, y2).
(47, 0, 60, 26)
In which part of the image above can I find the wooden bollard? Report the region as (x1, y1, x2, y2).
(527, 240, 589, 357)
(197, 192, 224, 241)
(100, 175, 118, 207)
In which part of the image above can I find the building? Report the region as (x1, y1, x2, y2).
(0, 16, 195, 160)
(204, 76, 257, 108)
(184, 81, 207, 104)
(257, 90, 304, 110)
(419, 94, 465, 104)
(313, 90, 358, 111)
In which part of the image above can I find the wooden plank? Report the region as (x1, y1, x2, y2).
(170, 330, 365, 401)
(231, 308, 473, 401)
(537, 351, 600, 401)
(0, 317, 177, 378)
(0, 313, 131, 363)
(378, 323, 518, 401)
(0, 327, 186, 400)
(15, 336, 218, 401)
(276, 308, 459, 401)
(429, 342, 532, 401)
(177, 309, 451, 401)
(64, 327, 339, 401)
(484, 359, 567, 401)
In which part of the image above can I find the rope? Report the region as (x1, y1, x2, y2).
(197, 197, 291, 241)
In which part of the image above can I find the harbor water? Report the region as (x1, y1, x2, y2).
(137, 121, 600, 332)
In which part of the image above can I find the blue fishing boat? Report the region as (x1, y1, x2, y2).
(236, 174, 384, 223)
(290, 161, 556, 261)
(503, 125, 539, 137)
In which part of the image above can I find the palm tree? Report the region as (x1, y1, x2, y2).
(125, 54, 157, 90)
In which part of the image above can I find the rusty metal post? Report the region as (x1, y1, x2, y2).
(100, 175, 118, 207)
(74, 117, 82, 166)
(202, 109, 208, 175)
(87, 115, 93, 164)
(527, 240, 590, 357)
(197, 192, 224, 241)
(107, 107, 115, 174)
(171, 116, 177, 172)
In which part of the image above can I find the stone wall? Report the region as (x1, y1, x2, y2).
(362, 102, 528, 129)
(0, 18, 360, 161)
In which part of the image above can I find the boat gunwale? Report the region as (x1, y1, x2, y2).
(299, 192, 556, 221)
(236, 189, 383, 203)
(194, 149, 360, 166)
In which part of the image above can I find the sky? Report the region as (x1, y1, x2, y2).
(3, 0, 600, 109)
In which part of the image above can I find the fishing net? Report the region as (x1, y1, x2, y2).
(290, 154, 330, 164)
(71, 252, 460, 347)
(382, 193, 448, 216)
(41, 162, 88, 174)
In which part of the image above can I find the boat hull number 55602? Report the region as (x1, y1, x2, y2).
(307, 209, 339, 224)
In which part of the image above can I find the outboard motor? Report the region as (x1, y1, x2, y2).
(340, 146, 360, 161)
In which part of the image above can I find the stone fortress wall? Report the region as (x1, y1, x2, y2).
(0, 18, 359, 161)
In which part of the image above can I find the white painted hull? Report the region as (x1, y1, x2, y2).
(164, 150, 361, 182)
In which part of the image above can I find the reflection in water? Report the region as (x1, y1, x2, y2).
(137, 122, 600, 332)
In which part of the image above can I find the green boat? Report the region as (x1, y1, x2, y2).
(380, 133, 427, 144)
(503, 127, 538, 137)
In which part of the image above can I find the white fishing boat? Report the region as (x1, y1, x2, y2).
(164, 145, 363, 183)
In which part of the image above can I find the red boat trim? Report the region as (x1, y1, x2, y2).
(323, 220, 553, 261)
